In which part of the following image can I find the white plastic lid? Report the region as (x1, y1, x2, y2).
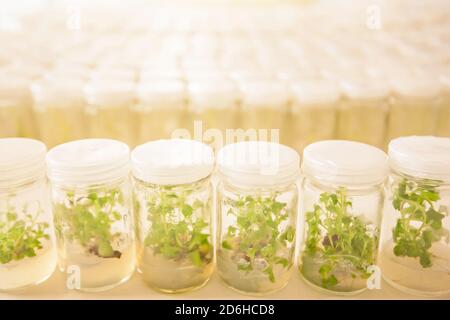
(32, 79, 85, 109)
(84, 80, 135, 108)
(340, 75, 390, 100)
(291, 78, 341, 105)
(389, 136, 450, 181)
(0, 76, 31, 106)
(47, 139, 130, 186)
(188, 80, 238, 110)
(303, 140, 388, 186)
(131, 139, 214, 185)
(0, 138, 47, 188)
(137, 80, 186, 106)
(217, 141, 300, 188)
(240, 81, 290, 108)
(390, 69, 441, 98)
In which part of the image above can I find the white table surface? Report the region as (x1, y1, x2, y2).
(1, 268, 449, 300)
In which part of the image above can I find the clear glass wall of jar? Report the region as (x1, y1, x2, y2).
(298, 140, 388, 295)
(187, 79, 239, 152)
(238, 81, 290, 146)
(437, 71, 450, 137)
(0, 138, 57, 291)
(288, 77, 340, 154)
(386, 70, 440, 144)
(132, 80, 188, 145)
(336, 75, 390, 150)
(216, 141, 300, 295)
(84, 80, 136, 146)
(0, 77, 36, 139)
(32, 78, 87, 148)
(46, 139, 135, 292)
(132, 139, 215, 293)
(379, 136, 450, 296)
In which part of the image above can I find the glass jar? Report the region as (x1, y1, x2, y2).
(379, 136, 450, 296)
(437, 71, 450, 137)
(288, 77, 339, 154)
(188, 80, 239, 152)
(0, 76, 36, 139)
(0, 138, 56, 291)
(32, 78, 87, 148)
(238, 81, 290, 145)
(132, 80, 187, 145)
(299, 140, 388, 295)
(132, 139, 215, 293)
(336, 75, 390, 149)
(386, 70, 440, 144)
(84, 80, 136, 146)
(46, 139, 135, 292)
(216, 141, 300, 295)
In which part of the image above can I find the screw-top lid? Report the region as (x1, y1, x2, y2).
(340, 74, 390, 100)
(217, 141, 300, 188)
(0, 138, 47, 189)
(303, 140, 388, 186)
(47, 139, 130, 186)
(291, 77, 340, 105)
(0, 76, 31, 107)
(188, 80, 238, 110)
(131, 139, 214, 185)
(84, 80, 135, 108)
(390, 68, 441, 98)
(137, 80, 186, 107)
(388, 136, 450, 181)
(240, 81, 290, 108)
(32, 78, 85, 110)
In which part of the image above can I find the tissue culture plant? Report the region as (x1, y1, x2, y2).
(221, 193, 295, 283)
(142, 184, 212, 267)
(0, 203, 49, 264)
(392, 178, 449, 268)
(53, 189, 125, 259)
(301, 188, 377, 289)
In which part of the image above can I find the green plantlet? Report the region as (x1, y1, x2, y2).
(0, 205, 50, 264)
(53, 189, 124, 259)
(392, 178, 449, 268)
(301, 188, 377, 289)
(221, 193, 295, 283)
(143, 185, 212, 267)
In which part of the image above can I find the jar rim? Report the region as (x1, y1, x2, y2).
(388, 136, 450, 181)
(217, 141, 300, 188)
(131, 139, 215, 186)
(46, 139, 130, 186)
(302, 140, 388, 186)
(0, 138, 47, 189)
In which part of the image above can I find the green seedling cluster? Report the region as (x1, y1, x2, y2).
(143, 185, 212, 267)
(53, 189, 125, 259)
(392, 178, 449, 268)
(302, 188, 377, 289)
(0, 206, 49, 264)
(221, 194, 295, 283)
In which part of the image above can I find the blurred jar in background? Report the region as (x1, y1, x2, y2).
(437, 69, 450, 137)
(239, 80, 290, 144)
(387, 69, 440, 144)
(188, 79, 239, 152)
(0, 76, 36, 139)
(32, 78, 87, 148)
(84, 80, 135, 145)
(132, 80, 187, 145)
(337, 75, 390, 149)
(288, 77, 340, 153)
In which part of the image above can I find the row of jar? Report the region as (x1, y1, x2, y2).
(0, 136, 449, 296)
(1, 74, 450, 153)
